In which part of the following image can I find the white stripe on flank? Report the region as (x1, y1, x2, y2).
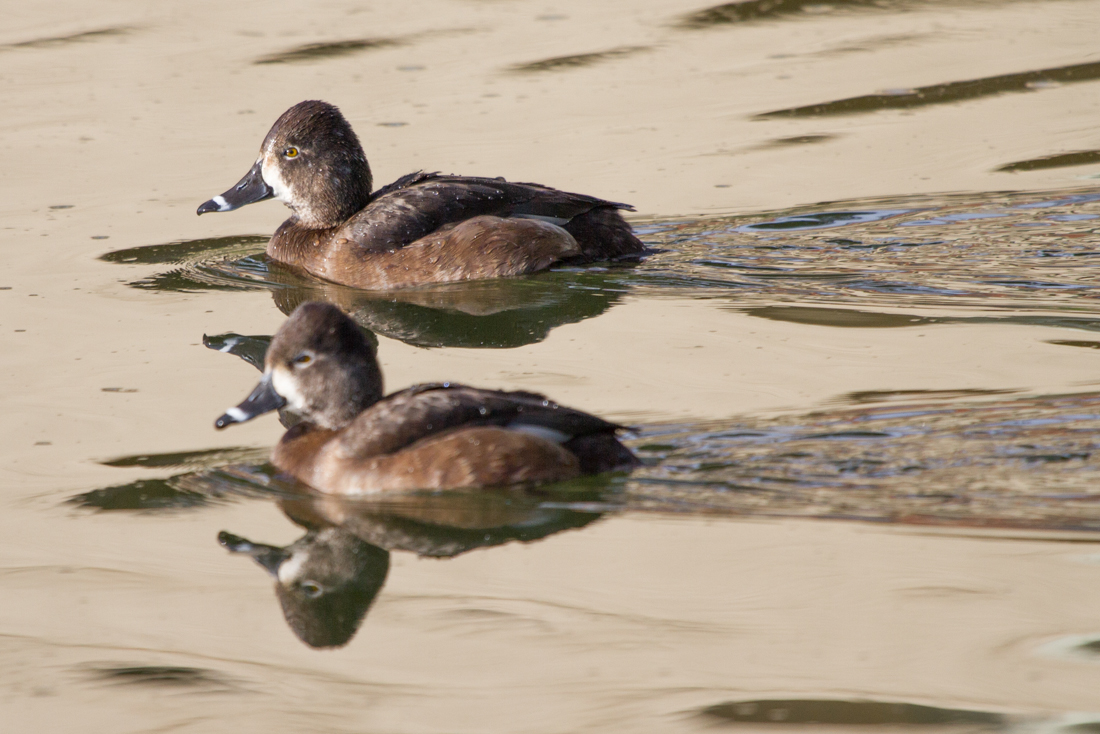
(511, 213, 571, 226)
(509, 423, 571, 444)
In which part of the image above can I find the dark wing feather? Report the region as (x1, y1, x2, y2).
(336, 383, 622, 458)
(345, 174, 632, 253)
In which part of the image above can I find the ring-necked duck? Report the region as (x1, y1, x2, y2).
(214, 302, 639, 493)
(197, 100, 644, 289)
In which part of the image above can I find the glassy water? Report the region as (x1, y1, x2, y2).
(10, 0, 1100, 730)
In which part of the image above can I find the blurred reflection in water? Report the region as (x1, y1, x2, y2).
(100, 237, 630, 348)
(71, 452, 609, 648)
(219, 480, 607, 648)
(103, 188, 1100, 345)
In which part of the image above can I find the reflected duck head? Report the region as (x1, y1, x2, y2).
(197, 100, 373, 229)
(215, 302, 383, 431)
(219, 528, 390, 649)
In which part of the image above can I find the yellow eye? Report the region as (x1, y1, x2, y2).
(293, 352, 312, 366)
(284, 147, 299, 158)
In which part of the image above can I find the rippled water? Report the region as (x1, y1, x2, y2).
(95, 187, 1100, 532)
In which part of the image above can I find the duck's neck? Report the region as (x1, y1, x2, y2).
(293, 156, 373, 229)
(299, 347, 384, 432)
(325, 366, 384, 430)
(266, 220, 338, 270)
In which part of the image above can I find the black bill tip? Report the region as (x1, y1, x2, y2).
(196, 159, 274, 216)
(214, 374, 287, 430)
(196, 197, 229, 215)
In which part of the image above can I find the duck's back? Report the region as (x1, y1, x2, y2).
(270, 173, 642, 262)
(348, 383, 619, 447)
(345, 173, 641, 257)
(272, 383, 638, 494)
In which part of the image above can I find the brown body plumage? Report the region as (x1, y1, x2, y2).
(198, 101, 644, 289)
(215, 302, 640, 494)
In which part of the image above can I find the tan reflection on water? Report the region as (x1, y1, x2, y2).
(6, 0, 1100, 731)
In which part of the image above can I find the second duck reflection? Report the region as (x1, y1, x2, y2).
(220, 482, 608, 648)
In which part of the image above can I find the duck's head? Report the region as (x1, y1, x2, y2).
(215, 302, 384, 431)
(197, 100, 373, 229)
(218, 528, 390, 649)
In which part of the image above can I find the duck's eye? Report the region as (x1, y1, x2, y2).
(284, 147, 299, 159)
(300, 581, 323, 599)
(292, 352, 313, 367)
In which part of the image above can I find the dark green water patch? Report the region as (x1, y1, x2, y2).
(100, 446, 269, 471)
(760, 133, 837, 147)
(507, 45, 650, 73)
(84, 664, 237, 690)
(5, 27, 133, 49)
(69, 458, 285, 512)
(746, 305, 940, 328)
(702, 698, 1006, 727)
(678, 0, 890, 28)
(255, 37, 406, 64)
(99, 235, 266, 265)
(997, 150, 1100, 173)
(99, 235, 269, 292)
(745, 305, 1100, 335)
(1049, 339, 1100, 350)
(1063, 724, 1100, 734)
(839, 388, 1017, 404)
(756, 58, 1100, 118)
(69, 478, 214, 511)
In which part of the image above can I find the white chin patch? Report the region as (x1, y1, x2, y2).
(270, 368, 306, 411)
(277, 551, 307, 584)
(211, 195, 233, 212)
(508, 423, 571, 444)
(224, 406, 250, 423)
(261, 157, 293, 205)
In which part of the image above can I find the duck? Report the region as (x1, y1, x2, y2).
(196, 100, 644, 289)
(214, 302, 639, 494)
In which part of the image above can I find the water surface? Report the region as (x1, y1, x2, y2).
(7, 0, 1100, 731)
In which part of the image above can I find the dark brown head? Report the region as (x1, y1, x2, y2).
(215, 302, 384, 431)
(197, 101, 373, 229)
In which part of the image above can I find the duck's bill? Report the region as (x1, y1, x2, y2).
(218, 531, 289, 576)
(215, 374, 287, 429)
(197, 159, 274, 215)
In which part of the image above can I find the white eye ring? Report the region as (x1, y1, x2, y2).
(284, 147, 299, 159)
(292, 352, 313, 367)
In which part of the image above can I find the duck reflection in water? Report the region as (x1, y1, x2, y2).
(101, 234, 634, 350)
(264, 267, 628, 349)
(219, 485, 606, 648)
